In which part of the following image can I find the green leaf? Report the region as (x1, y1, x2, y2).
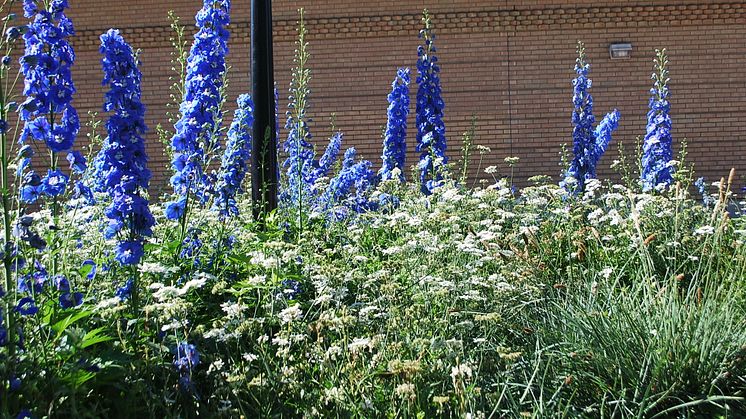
(78, 263, 94, 279)
(81, 327, 114, 349)
(61, 369, 96, 387)
(164, 239, 182, 252)
(52, 310, 93, 335)
(228, 253, 252, 264)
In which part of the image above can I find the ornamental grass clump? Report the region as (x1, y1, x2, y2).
(169, 0, 231, 202)
(535, 191, 746, 416)
(641, 49, 675, 192)
(416, 10, 447, 195)
(212, 94, 253, 217)
(94, 29, 154, 266)
(563, 41, 620, 193)
(379, 68, 410, 183)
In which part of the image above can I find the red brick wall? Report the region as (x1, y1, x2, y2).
(12, 1, 746, 193)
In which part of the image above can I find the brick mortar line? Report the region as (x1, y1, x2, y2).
(69, 2, 746, 47)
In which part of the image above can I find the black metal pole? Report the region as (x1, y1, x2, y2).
(251, 0, 278, 221)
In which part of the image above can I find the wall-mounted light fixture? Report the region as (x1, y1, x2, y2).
(609, 43, 633, 59)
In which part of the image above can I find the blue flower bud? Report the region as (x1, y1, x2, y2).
(5, 26, 20, 40)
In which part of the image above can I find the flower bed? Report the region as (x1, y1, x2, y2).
(0, 1, 744, 417)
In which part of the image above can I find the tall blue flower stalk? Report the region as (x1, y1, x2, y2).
(169, 0, 231, 201)
(95, 29, 154, 266)
(380, 68, 410, 183)
(563, 41, 620, 192)
(18, 0, 80, 201)
(281, 8, 316, 208)
(281, 9, 374, 218)
(641, 49, 674, 192)
(212, 94, 253, 217)
(416, 10, 447, 195)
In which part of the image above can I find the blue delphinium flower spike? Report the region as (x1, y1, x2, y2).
(281, 94, 316, 206)
(170, 0, 231, 202)
(95, 29, 154, 266)
(562, 41, 620, 193)
(380, 68, 410, 183)
(18, 0, 83, 205)
(416, 10, 447, 195)
(641, 49, 674, 192)
(18, 0, 79, 154)
(212, 94, 254, 217)
(281, 9, 318, 207)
